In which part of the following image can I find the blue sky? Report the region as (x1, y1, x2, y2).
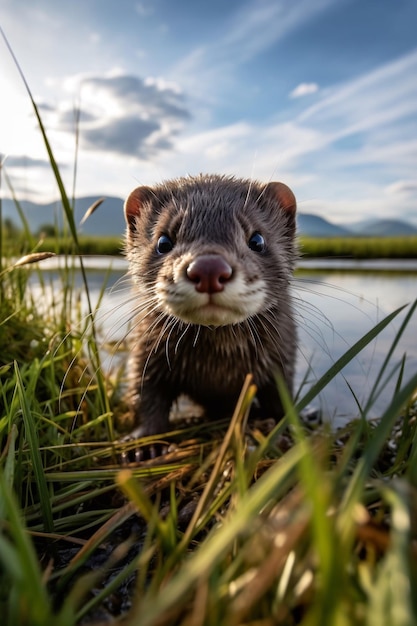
(1, 0, 417, 225)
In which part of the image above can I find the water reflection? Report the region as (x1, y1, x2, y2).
(28, 258, 417, 426)
(294, 270, 417, 425)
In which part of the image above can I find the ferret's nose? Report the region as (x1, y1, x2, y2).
(187, 255, 233, 293)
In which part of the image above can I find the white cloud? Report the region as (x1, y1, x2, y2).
(289, 83, 319, 99)
(2, 0, 416, 227)
(135, 2, 153, 17)
(385, 180, 417, 196)
(46, 71, 192, 158)
(4, 155, 57, 168)
(89, 32, 101, 45)
(299, 48, 417, 135)
(109, 42, 416, 204)
(221, 0, 339, 62)
(155, 47, 417, 224)
(174, 0, 340, 88)
(145, 119, 325, 193)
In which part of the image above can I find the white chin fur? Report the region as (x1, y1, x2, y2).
(157, 276, 266, 326)
(168, 304, 248, 326)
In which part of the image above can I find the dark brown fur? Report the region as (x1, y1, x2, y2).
(124, 174, 297, 437)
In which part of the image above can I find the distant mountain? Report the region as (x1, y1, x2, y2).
(347, 218, 417, 237)
(296, 213, 351, 237)
(2, 196, 417, 239)
(297, 214, 417, 238)
(2, 196, 126, 236)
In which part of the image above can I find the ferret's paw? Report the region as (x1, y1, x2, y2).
(119, 426, 168, 464)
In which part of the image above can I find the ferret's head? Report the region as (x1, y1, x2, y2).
(124, 174, 296, 326)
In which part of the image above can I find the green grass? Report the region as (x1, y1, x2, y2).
(300, 236, 417, 259)
(36, 235, 124, 256)
(35, 235, 417, 259)
(1, 32, 417, 625)
(1, 285, 417, 625)
(4, 211, 417, 262)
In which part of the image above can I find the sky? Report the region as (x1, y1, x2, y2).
(1, 0, 417, 225)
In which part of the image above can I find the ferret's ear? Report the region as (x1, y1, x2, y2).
(264, 182, 296, 214)
(264, 182, 296, 233)
(124, 186, 154, 230)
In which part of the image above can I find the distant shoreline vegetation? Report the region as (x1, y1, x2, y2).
(2, 220, 417, 258)
(299, 236, 417, 259)
(29, 234, 417, 259)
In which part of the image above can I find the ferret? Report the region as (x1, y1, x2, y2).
(123, 174, 297, 441)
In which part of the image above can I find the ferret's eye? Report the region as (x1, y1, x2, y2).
(248, 232, 265, 253)
(156, 235, 174, 254)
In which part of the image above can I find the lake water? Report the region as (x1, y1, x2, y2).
(293, 265, 417, 425)
(29, 256, 417, 427)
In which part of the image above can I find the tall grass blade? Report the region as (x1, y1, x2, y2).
(277, 378, 345, 625)
(0, 29, 78, 244)
(0, 154, 3, 277)
(131, 443, 305, 625)
(0, 425, 18, 518)
(0, 27, 111, 415)
(296, 304, 408, 413)
(339, 371, 417, 535)
(2, 167, 36, 250)
(0, 474, 53, 625)
(366, 483, 414, 626)
(14, 362, 54, 532)
(362, 299, 417, 415)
